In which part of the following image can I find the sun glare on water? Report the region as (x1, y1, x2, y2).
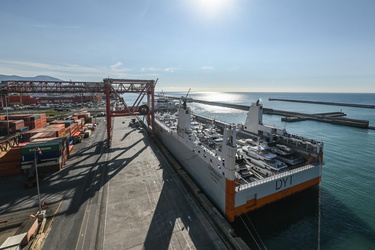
(199, 92, 239, 102)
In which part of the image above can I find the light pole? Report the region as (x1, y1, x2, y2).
(34, 148, 42, 211)
(4, 94, 10, 136)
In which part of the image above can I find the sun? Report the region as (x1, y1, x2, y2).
(193, 0, 233, 19)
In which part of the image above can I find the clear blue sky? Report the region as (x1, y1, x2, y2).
(1, 0, 374, 92)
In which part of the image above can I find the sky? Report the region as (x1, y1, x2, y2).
(0, 0, 374, 93)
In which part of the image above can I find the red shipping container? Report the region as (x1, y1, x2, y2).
(11, 120, 25, 130)
(0, 120, 14, 128)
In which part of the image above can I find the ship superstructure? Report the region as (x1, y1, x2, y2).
(154, 100, 324, 222)
(154, 91, 179, 111)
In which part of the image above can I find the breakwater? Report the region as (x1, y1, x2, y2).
(269, 98, 375, 109)
(183, 98, 371, 129)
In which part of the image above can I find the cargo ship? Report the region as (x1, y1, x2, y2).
(153, 99, 324, 222)
(154, 91, 179, 111)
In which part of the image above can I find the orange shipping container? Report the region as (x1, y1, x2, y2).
(0, 146, 21, 164)
(30, 131, 57, 141)
(11, 120, 25, 130)
(0, 161, 20, 170)
(24, 128, 45, 139)
(0, 168, 21, 177)
(0, 120, 14, 128)
(0, 154, 21, 163)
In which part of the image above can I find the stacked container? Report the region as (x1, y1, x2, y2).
(29, 131, 56, 141)
(49, 120, 81, 157)
(50, 120, 75, 128)
(20, 137, 68, 173)
(0, 120, 26, 135)
(24, 124, 66, 141)
(7, 114, 47, 130)
(0, 111, 95, 175)
(74, 111, 91, 123)
(0, 143, 26, 177)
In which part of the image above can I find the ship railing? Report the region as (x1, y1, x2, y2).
(193, 142, 220, 158)
(158, 120, 175, 132)
(288, 160, 317, 170)
(236, 164, 315, 192)
(275, 134, 324, 153)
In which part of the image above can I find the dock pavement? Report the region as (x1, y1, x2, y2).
(98, 116, 227, 249)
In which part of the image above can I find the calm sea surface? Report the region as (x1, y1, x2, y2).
(128, 92, 375, 249)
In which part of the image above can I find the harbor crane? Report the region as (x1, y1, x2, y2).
(0, 78, 157, 146)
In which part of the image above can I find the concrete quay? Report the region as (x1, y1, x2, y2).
(99, 116, 233, 249)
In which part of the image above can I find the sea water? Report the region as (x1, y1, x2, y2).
(126, 92, 375, 249)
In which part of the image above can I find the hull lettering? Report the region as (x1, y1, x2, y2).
(276, 175, 293, 190)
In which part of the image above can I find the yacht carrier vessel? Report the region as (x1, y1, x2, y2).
(154, 99, 324, 222)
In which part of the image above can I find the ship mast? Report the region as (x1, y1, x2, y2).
(222, 125, 238, 221)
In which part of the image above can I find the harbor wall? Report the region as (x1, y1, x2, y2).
(190, 99, 370, 129)
(268, 98, 375, 109)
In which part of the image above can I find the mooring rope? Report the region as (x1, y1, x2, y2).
(235, 207, 263, 250)
(244, 212, 268, 250)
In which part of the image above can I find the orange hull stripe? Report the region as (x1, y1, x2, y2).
(225, 179, 236, 222)
(233, 177, 321, 220)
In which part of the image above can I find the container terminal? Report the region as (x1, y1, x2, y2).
(0, 79, 249, 249)
(1, 115, 246, 249)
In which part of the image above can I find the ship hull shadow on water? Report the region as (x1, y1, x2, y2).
(233, 186, 375, 249)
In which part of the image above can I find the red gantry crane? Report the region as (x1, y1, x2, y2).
(0, 78, 156, 146)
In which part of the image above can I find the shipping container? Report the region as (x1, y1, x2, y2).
(21, 156, 64, 172)
(21, 137, 67, 162)
(0, 144, 23, 176)
(17, 126, 30, 133)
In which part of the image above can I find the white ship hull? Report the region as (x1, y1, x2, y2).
(234, 164, 321, 215)
(154, 121, 226, 213)
(154, 119, 322, 219)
